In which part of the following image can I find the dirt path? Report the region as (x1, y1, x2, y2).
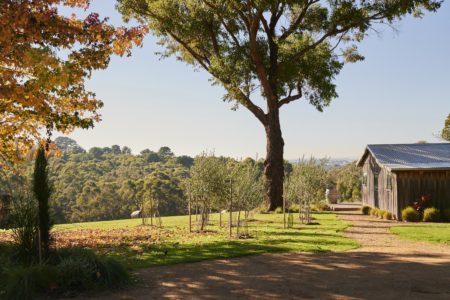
(73, 212, 450, 300)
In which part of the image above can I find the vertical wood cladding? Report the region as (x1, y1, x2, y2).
(361, 154, 450, 219)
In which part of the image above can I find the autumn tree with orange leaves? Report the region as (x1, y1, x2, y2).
(0, 0, 147, 165)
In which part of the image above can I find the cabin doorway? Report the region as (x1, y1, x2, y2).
(373, 173, 379, 207)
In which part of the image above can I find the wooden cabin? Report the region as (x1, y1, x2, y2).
(357, 143, 450, 219)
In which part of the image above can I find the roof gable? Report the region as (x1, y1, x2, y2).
(357, 143, 450, 171)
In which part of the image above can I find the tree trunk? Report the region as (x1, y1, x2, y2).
(264, 109, 284, 211)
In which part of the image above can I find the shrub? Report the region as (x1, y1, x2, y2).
(9, 192, 39, 263)
(57, 256, 97, 290)
(288, 204, 299, 213)
(2, 248, 129, 299)
(311, 201, 330, 212)
(252, 205, 268, 214)
(423, 207, 440, 222)
(274, 207, 283, 214)
(361, 206, 371, 215)
(56, 248, 130, 290)
(375, 210, 385, 218)
(2, 264, 57, 300)
(97, 258, 130, 287)
(382, 211, 393, 220)
(369, 208, 379, 217)
(401, 206, 421, 222)
(442, 208, 450, 222)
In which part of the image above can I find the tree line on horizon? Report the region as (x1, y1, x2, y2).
(0, 137, 361, 225)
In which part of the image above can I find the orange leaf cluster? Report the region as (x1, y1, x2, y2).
(0, 0, 147, 166)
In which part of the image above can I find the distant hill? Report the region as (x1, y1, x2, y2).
(288, 158, 355, 169)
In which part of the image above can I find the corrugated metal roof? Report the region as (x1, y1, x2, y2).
(357, 143, 450, 171)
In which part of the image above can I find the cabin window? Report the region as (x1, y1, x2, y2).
(362, 173, 368, 186)
(386, 174, 393, 190)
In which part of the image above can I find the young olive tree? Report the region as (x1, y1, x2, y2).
(230, 159, 263, 235)
(117, 0, 441, 210)
(287, 158, 328, 224)
(189, 153, 228, 231)
(140, 171, 164, 226)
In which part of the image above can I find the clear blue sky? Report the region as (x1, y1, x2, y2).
(61, 1, 450, 160)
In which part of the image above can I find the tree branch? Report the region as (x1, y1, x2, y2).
(279, 0, 319, 41)
(221, 81, 267, 124)
(201, 0, 242, 48)
(248, 10, 277, 109)
(208, 22, 220, 57)
(278, 92, 302, 107)
(286, 11, 385, 64)
(168, 32, 210, 70)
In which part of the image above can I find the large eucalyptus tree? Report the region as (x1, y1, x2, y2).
(117, 0, 441, 210)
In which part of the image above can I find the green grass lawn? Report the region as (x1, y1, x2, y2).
(1, 212, 359, 270)
(390, 223, 450, 245)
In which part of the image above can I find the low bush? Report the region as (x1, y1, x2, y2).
(361, 206, 371, 215)
(401, 207, 421, 222)
(252, 205, 269, 214)
(369, 208, 379, 217)
(274, 207, 283, 214)
(382, 211, 393, 220)
(9, 192, 39, 263)
(423, 207, 440, 222)
(311, 202, 330, 212)
(288, 204, 299, 213)
(376, 210, 386, 219)
(1, 248, 129, 299)
(1, 264, 57, 300)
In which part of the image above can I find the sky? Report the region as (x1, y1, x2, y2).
(61, 2, 450, 160)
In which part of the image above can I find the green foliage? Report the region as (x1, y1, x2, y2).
(376, 210, 386, 219)
(9, 192, 39, 263)
(441, 114, 450, 141)
(56, 248, 130, 290)
(274, 207, 283, 214)
(401, 207, 421, 222)
(229, 159, 264, 213)
(383, 211, 393, 220)
(252, 205, 269, 214)
(0, 248, 129, 299)
(423, 207, 440, 222)
(1, 142, 191, 223)
(361, 206, 371, 215)
(369, 208, 379, 217)
(33, 146, 53, 257)
(329, 163, 362, 202)
(188, 153, 264, 214)
(1, 264, 57, 300)
(311, 201, 330, 212)
(118, 0, 441, 115)
(285, 158, 328, 207)
(54, 137, 86, 155)
(288, 204, 299, 213)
